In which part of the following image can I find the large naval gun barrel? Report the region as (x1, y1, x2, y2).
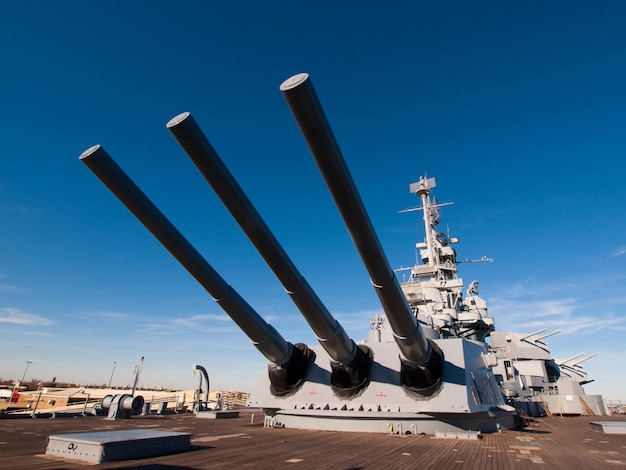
(519, 329, 547, 341)
(557, 352, 586, 366)
(535, 330, 561, 342)
(80, 145, 308, 397)
(166, 113, 371, 397)
(570, 353, 598, 366)
(280, 73, 443, 396)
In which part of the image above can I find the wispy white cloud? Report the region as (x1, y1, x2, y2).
(65, 312, 241, 336)
(96, 310, 134, 319)
(498, 312, 624, 336)
(332, 308, 384, 338)
(140, 324, 238, 335)
(0, 307, 53, 325)
(488, 276, 626, 337)
(490, 297, 577, 320)
(609, 246, 626, 259)
(0, 282, 26, 294)
(172, 313, 232, 329)
(68, 310, 137, 322)
(0, 328, 55, 336)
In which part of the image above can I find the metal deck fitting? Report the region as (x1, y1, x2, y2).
(435, 430, 482, 440)
(45, 429, 191, 463)
(196, 410, 240, 419)
(589, 421, 626, 434)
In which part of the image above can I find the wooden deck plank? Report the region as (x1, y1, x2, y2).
(0, 410, 625, 469)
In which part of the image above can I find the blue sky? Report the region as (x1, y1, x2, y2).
(1, 2, 625, 399)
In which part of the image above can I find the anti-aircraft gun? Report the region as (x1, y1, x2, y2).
(80, 73, 515, 434)
(490, 329, 608, 416)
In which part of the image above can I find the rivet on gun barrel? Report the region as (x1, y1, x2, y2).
(279, 73, 443, 397)
(166, 112, 372, 398)
(79, 145, 308, 397)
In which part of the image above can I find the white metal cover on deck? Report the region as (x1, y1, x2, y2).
(45, 429, 191, 463)
(196, 410, 240, 419)
(589, 421, 626, 434)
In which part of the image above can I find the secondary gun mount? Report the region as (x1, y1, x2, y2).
(280, 73, 443, 397)
(80, 145, 309, 397)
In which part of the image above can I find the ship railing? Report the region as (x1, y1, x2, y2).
(606, 400, 625, 414)
(141, 393, 184, 413)
(1, 395, 101, 417)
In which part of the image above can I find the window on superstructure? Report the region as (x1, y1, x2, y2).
(504, 360, 514, 380)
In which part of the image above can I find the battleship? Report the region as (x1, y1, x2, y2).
(2, 72, 623, 470)
(77, 72, 607, 437)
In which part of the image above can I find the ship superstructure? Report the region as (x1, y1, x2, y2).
(397, 176, 494, 342)
(395, 177, 608, 417)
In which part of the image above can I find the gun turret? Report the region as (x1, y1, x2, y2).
(76, 73, 525, 433)
(166, 112, 371, 397)
(279, 73, 443, 397)
(79, 145, 308, 397)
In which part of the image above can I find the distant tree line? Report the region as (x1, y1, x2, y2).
(0, 378, 112, 390)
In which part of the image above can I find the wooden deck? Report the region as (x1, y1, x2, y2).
(0, 409, 625, 469)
